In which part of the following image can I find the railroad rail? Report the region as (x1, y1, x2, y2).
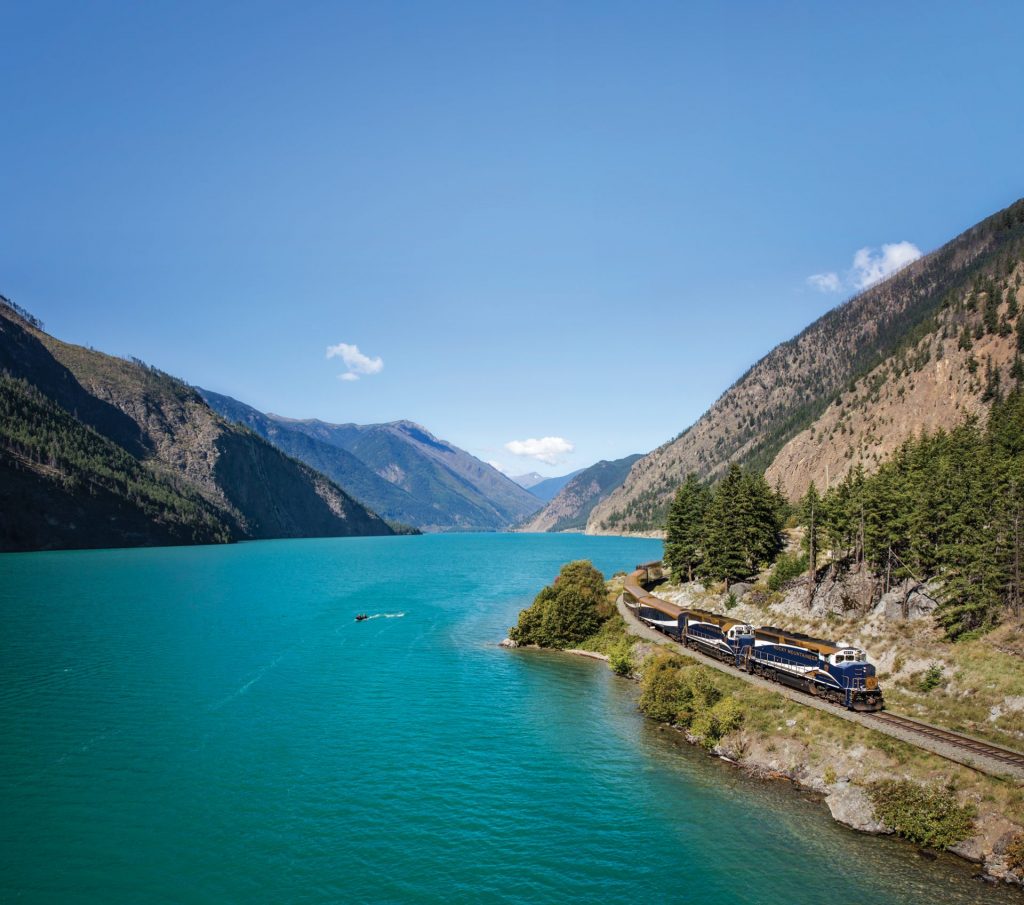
(620, 564, 1024, 780)
(868, 711, 1024, 772)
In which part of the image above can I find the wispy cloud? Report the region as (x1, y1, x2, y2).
(806, 272, 841, 293)
(504, 436, 574, 466)
(487, 460, 512, 475)
(807, 241, 923, 293)
(326, 342, 383, 382)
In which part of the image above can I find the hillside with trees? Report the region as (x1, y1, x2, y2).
(590, 199, 1024, 534)
(767, 258, 1023, 499)
(0, 300, 393, 551)
(664, 389, 1024, 642)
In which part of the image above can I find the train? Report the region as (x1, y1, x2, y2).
(623, 565, 884, 713)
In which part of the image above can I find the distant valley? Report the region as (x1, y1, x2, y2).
(519, 455, 642, 532)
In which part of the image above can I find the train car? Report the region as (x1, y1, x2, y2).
(681, 609, 754, 668)
(748, 626, 883, 712)
(634, 561, 665, 586)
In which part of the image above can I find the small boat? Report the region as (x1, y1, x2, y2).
(355, 614, 369, 622)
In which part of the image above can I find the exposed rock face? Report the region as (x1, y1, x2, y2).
(873, 580, 940, 622)
(588, 199, 1024, 534)
(950, 813, 1024, 883)
(766, 282, 1021, 500)
(825, 782, 893, 835)
(0, 303, 393, 551)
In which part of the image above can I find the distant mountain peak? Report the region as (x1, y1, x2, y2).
(511, 472, 545, 489)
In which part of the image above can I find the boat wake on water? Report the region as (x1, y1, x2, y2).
(355, 612, 405, 621)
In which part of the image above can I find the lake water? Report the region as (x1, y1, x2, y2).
(0, 533, 1012, 903)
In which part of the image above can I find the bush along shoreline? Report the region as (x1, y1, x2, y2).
(501, 562, 1024, 888)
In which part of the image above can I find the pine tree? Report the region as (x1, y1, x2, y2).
(663, 474, 710, 582)
(703, 464, 749, 588)
(798, 481, 823, 596)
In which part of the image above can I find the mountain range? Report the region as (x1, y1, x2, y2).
(515, 470, 583, 502)
(200, 390, 542, 532)
(6, 198, 1023, 550)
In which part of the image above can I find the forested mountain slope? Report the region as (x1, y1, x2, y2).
(0, 301, 392, 551)
(589, 199, 1024, 533)
(203, 392, 543, 531)
(766, 261, 1024, 498)
(520, 454, 643, 532)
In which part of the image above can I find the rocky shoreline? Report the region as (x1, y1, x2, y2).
(500, 622, 1024, 888)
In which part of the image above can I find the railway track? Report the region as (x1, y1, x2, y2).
(620, 565, 1024, 779)
(868, 711, 1024, 772)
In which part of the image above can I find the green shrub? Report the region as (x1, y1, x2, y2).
(608, 642, 633, 677)
(725, 592, 738, 610)
(638, 655, 688, 722)
(823, 765, 837, 785)
(508, 560, 607, 648)
(638, 655, 745, 746)
(691, 696, 745, 748)
(868, 780, 975, 848)
(918, 663, 944, 693)
(768, 552, 809, 591)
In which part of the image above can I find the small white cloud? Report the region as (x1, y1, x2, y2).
(504, 436, 574, 466)
(487, 460, 511, 475)
(807, 272, 841, 293)
(326, 342, 383, 382)
(850, 241, 922, 289)
(806, 241, 922, 295)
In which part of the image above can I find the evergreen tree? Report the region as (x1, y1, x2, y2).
(703, 465, 749, 587)
(798, 481, 823, 591)
(663, 474, 710, 582)
(702, 465, 782, 586)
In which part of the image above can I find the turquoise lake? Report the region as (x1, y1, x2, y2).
(0, 533, 1014, 904)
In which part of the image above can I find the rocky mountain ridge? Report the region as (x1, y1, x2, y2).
(589, 198, 1024, 532)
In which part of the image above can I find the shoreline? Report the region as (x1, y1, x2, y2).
(500, 625, 1024, 888)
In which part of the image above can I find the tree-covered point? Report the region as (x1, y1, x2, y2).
(663, 464, 786, 586)
(508, 560, 612, 648)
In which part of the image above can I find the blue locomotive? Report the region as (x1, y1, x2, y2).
(747, 627, 883, 711)
(622, 565, 883, 712)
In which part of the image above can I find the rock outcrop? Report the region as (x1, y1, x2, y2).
(825, 782, 893, 835)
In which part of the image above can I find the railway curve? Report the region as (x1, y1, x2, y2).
(617, 567, 1024, 781)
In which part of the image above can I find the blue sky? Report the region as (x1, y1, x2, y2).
(2, 2, 1023, 476)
